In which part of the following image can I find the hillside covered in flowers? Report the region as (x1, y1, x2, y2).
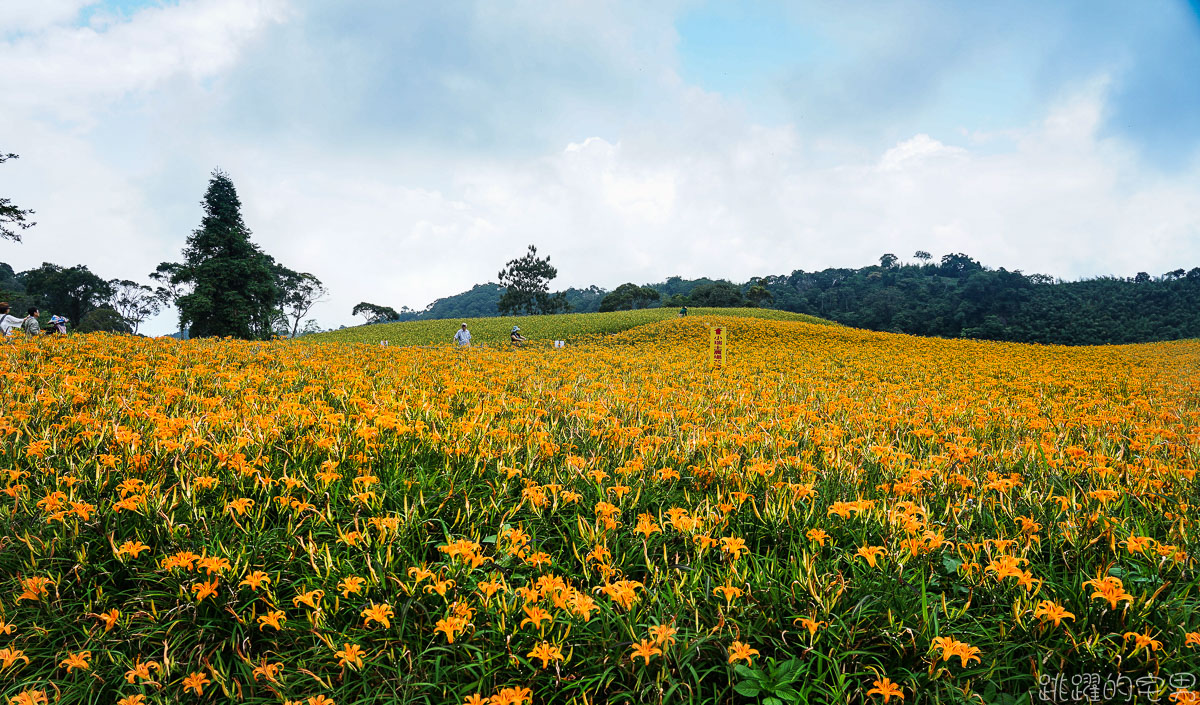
(1, 315, 1198, 704)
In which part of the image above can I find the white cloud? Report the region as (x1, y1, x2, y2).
(0, 0, 93, 34)
(0, 0, 290, 122)
(2, 3, 1197, 335)
(877, 134, 967, 172)
(563, 138, 677, 225)
(218, 82, 1195, 334)
(0, 117, 174, 281)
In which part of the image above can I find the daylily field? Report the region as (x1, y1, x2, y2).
(1, 311, 1198, 705)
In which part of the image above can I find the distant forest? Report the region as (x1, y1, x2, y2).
(390, 253, 1200, 346)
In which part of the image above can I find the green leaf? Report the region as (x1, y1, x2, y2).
(733, 681, 762, 698)
(773, 659, 799, 682)
(775, 685, 801, 701)
(734, 664, 760, 680)
(764, 697, 784, 705)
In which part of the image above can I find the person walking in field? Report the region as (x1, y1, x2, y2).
(453, 323, 472, 348)
(21, 307, 42, 336)
(510, 325, 528, 346)
(0, 303, 25, 337)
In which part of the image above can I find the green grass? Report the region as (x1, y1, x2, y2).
(305, 308, 835, 347)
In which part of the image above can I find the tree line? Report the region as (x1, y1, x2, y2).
(0, 261, 162, 334)
(365, 252, 1200, 346)
(353, 245, 583, 324)
(755, 252, 1200, 345)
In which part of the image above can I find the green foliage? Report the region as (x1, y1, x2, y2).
(158, 170, 280, 340)
(360, 249, 1200, 346)
(76, 307, 132, 333)
(0, 262, 19, 290)
(150, 262, 188, 337)
(0, 152, 35, 242)
(3, 261, 160, 332)
(0, 263, 33, 316)
(18, 262, 113, 322)
(109, 279, 161, 334)
(759, 253, 1200, 344)
(598, 283, 660, 312)
(745, 285, 773, 307)
(405, 284, 605, 321)
(564, 285, 607, 314)
(353, 301, 400, 324)
(419, 283, 504, 319)
(656, 275, 721, 299)
(687, 281, 745, 307)
(733, 660, 805, 705)
(275, 267, 327, 337)
(938, 252, 983, 277)
(497, 245, 570, 315)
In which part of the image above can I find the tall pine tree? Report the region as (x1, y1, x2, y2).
(158, 170, 279, 339)
(497, 245, 570, 315)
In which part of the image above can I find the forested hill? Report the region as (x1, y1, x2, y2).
(764, 260, 1200, 345)
(392, 254, 1200, 346)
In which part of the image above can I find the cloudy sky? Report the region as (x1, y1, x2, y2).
(2, 0, 1199, 333)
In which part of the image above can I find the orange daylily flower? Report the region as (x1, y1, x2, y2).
(727, 641, 760, 665)
(257, 610, 287, 631)
(60, 651, 91, 672)
(630, 639, 662, 664)
(868, 677, 905, 703)
(527, 641, 565, 668)
(182, 671, 211, 695)
(335, 643, 366, 668)
(361, 602, 394, 629)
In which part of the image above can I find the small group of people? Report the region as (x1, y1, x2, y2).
(0, 302, 68, 338)
(451, 323, 528, 348)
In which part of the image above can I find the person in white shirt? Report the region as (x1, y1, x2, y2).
(0, 302, 25, 337)
(453, 323, 471, 348)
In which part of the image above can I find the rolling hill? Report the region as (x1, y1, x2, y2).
(304, 307, 835, 347)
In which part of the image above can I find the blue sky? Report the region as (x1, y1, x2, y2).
(83, 0, 162, 19)
(673, 1, 1200, 167)
(2, 0, 1199, 332)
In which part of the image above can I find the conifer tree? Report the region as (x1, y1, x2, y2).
(497, 245, 569, 315)
(157, 170, 279, 339)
